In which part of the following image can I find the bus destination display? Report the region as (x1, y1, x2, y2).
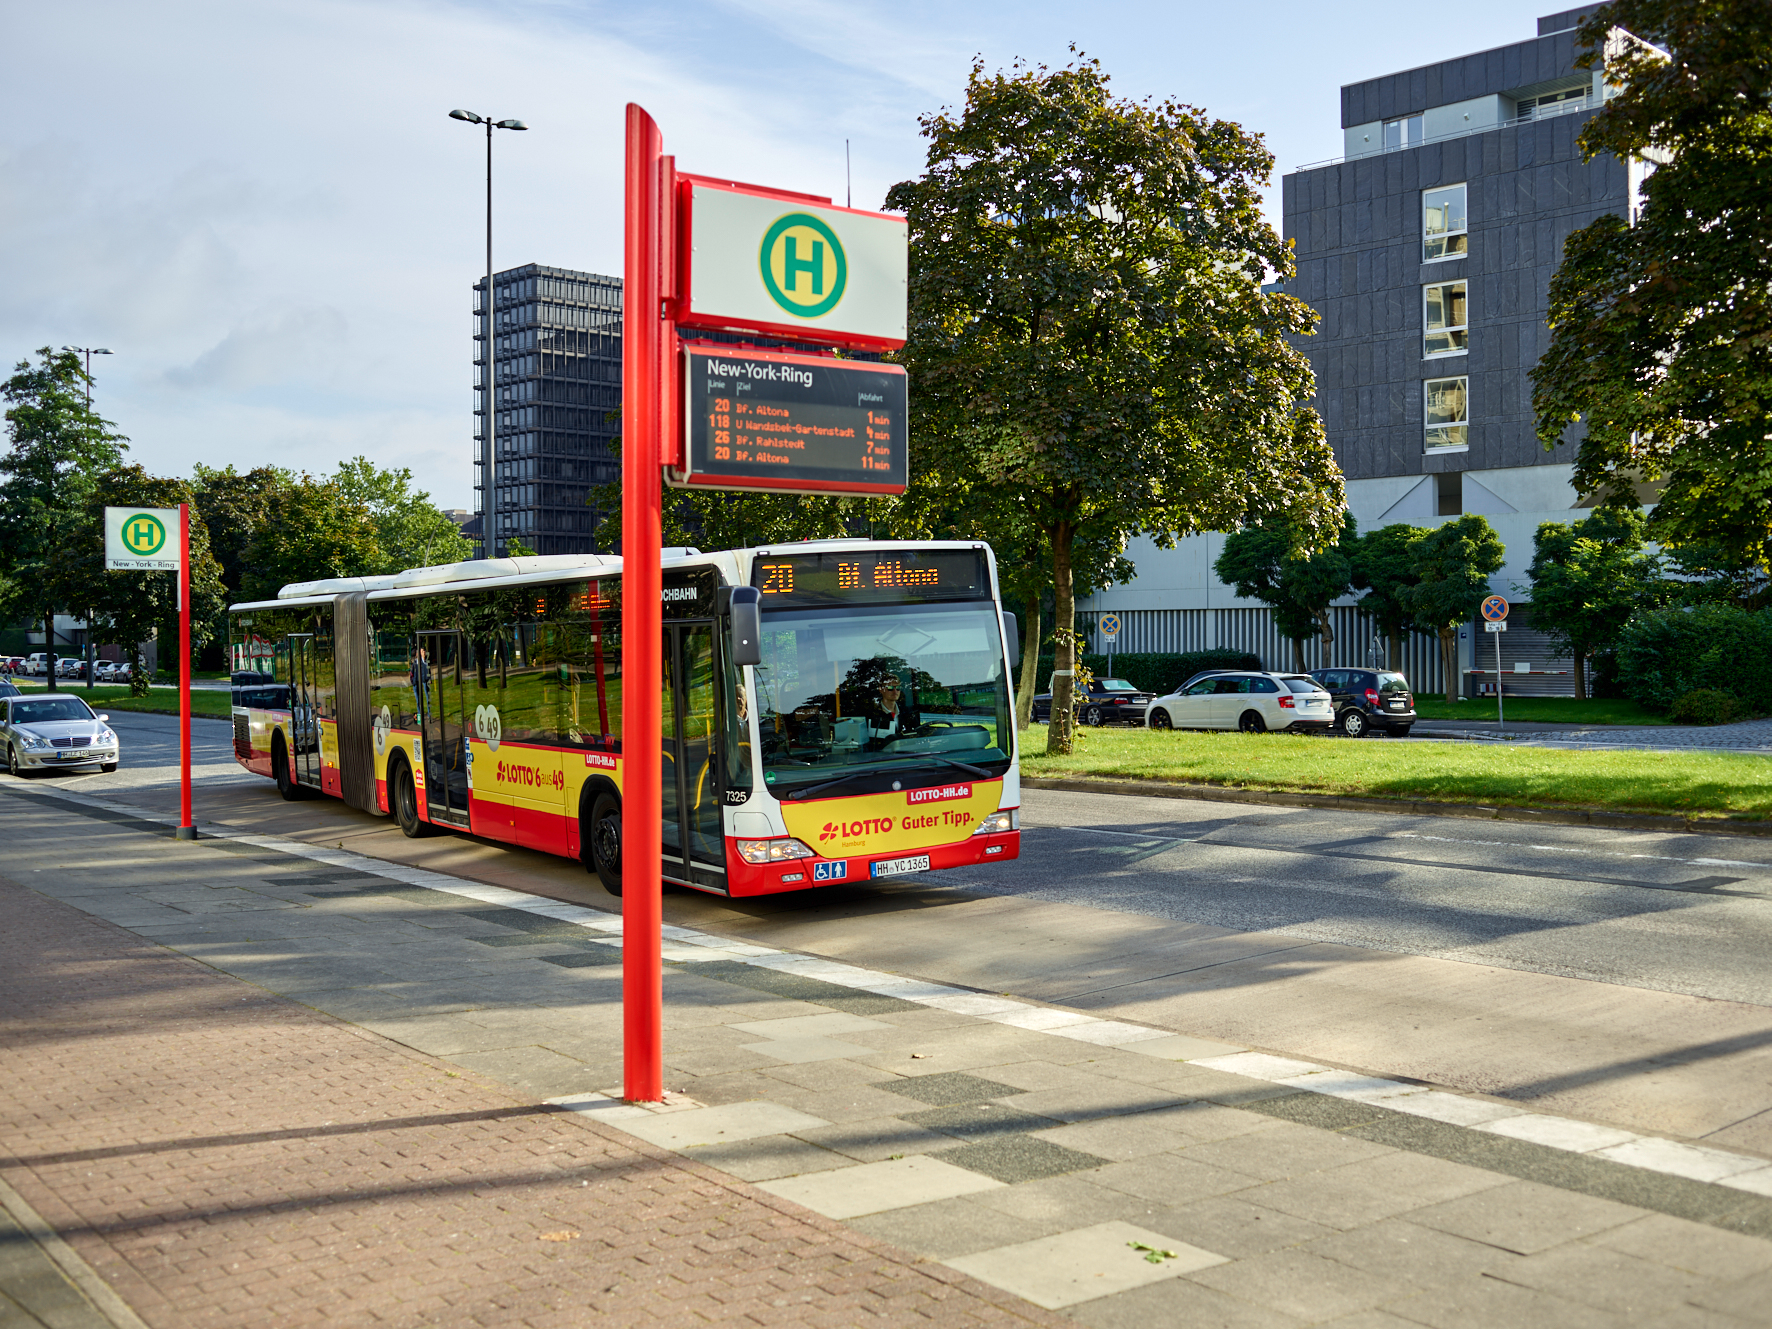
(751, 549, 987, 607)
(675, 346, 907, 496)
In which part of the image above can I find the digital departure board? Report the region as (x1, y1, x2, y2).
(673, 346, 908, 496)
(750, 549, 989, 607)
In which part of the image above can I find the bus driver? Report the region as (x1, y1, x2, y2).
(862, 676, 919, 745)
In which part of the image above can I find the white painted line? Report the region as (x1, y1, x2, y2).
(1595, 1137, 1770, 1183)
(1194, 1052, 1327, 1080)
(1718, 1167, 1772, 1197)
(1049, 1020, 1174, 1046)
(1376, 1092, 1527, 1128)
(1477, 1113, 1639, 1153)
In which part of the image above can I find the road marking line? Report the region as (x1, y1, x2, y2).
(13, 777, 1772, 1200)
(1396, 832, 1766, 871)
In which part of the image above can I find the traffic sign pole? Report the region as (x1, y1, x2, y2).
(177, 503, 194, 840)
(622, 103, 665, 1104)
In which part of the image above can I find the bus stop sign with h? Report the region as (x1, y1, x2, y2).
(105, 505, 195, 840)
(622, 104, 907, 1102)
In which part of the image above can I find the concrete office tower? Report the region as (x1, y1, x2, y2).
(474, 264, 623, 556)
(1078, 5, 1633, 695)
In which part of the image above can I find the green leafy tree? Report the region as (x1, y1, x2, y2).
(1215, 513, 1358, 671)
(330, 457, 472, 572)
(1401, 515, 1506, 702)
(1352, 523, 1427, 671)
(1524, 506, 1669, 696)
(239, 476, 382, 602)
(0, 348, 128, 690)
(1533, 1, 1772, 577)
(887, 55, 1341, 754)
(51, 467, 226, 695)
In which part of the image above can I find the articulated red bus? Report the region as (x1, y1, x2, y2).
(227, 541, 1021, 896)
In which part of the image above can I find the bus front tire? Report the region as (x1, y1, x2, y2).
(391, 757, 431, 838)
(588, 792, 622, 896)
(272, 737, 306, 801)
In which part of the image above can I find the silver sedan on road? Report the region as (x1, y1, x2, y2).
(0, 693, 120, 776)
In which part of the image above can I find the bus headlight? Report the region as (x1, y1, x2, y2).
(734, 838, 818, 865)
(972, 810, 1017, 835)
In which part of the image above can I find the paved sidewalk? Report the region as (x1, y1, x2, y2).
(5, 786, 1772, 1326)
(1412, 717, 1772, 753)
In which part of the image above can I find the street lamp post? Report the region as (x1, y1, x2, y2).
(449, 110, 527, 558)
(62, 346, 111, 691)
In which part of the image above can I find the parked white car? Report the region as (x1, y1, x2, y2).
(1144, 671, 1335, 734)
(1, 693, 121, 775)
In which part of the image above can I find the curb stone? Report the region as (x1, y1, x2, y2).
(1020, 774, 1772, 839)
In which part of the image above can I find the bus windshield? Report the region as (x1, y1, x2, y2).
(754, 601, 1013, 793)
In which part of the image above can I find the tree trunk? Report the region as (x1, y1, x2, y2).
(1015, 592, 1041, 730)
(1441, 627, 1459, 702)
(44, 609, 57, 693)
(1572, 651, 1586, 700)
(1389, 633, 1402, 673)
(1317, 609, 1335, 667)
(1045, 524, 1076, 756)
(1292, 638, 1305, 674)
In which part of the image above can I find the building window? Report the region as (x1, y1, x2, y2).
(1424, 184, 1467, 261)
(1424, 282, 1468, 357)
(1384, 115, 1423, 150)
(1425, 377, 1469, 451)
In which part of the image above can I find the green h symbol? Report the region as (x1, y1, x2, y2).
(782, 235, 824, 295)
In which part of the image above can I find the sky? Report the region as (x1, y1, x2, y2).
(1, 0, 1564, 512)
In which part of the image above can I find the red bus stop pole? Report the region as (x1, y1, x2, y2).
(176, 502, 195, 841)
(621, 104, 665, 1102)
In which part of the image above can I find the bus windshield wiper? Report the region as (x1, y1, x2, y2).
(781, 754, 993, 801)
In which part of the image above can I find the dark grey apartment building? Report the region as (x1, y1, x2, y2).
(1078, 6, 1636, 693)
(474, 263, 622, 556)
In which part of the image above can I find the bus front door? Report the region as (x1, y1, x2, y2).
(286, 634, 320, 787)
(416, 631, 470, 827)
(662, 623, 726, 890)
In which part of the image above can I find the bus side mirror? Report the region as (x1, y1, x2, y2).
(1002, 612, 1020, 667)
(730, 587, 761, 667)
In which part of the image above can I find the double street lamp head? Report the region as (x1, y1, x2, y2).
(448, 109, 527, 131)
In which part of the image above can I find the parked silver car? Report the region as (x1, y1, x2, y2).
(1144, 671, 1335, 734)
(0, 693, 120, 776)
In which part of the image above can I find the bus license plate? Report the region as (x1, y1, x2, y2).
(871, 855, 931, 879)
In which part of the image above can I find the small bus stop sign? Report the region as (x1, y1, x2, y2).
(1481, 595, 1509, 622)
(1099, 613, 1121, 641)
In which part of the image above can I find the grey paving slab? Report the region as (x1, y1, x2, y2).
(1404, 1180, 1643, 1255)
(1088, 1153, 1264, 1205)
(670, 1133, 853, 1182)
(793, 1115, 980, 1163)
(872, 1071, 1027, 1106)
(848, 1196, 1059, 1260)
(1243, 1153, 1508, 1230)
(1687, 1266, 1772, 1322)
(947, 1220, 1227, 1311)
(1589, 1212, 1772, 1282)
(1028, 1115, 1196, 1162)
(1300, 1218, 1523, 1289)
(1378, 1271, 1630, 1328)
(1008, 1080, 1190, 1126)
(1070, 1277, 1309, 1329)
(620, 1100, 830, 1150)
(905, 1101, 1064, 1143)
(935, 1135, 1109, 1184)
(1143, 1195, 1339, 1260)
(759, 1057, 896, 1092)
(966, 1173, 1158, 1227)
(1179, 1122, 1397, 1182)
(1185, 1247, 1427, 1322)
(758, 1154, 1003, 1218)
(1494, 1241, 1715, 1319)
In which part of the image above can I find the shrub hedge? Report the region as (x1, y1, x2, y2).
(1028, 649, 1262, 698)
(1616, 605, 1772, 711)
(1667, 689, 1752, 726)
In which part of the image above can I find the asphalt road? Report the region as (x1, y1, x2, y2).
(39, 711, 1772, 1011)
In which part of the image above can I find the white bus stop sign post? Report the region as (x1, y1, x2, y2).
(105, 506, 194, 839)
(1480, 596, 1509, 726)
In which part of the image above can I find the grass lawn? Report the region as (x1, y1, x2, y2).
(1410, 695, 1668, 725)
(1022, 727, 1772, 820)
(10, 683, 234, 719)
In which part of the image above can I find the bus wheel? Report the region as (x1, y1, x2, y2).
(391, 756, 432, 838)
(588, 792, 622, 896)
(272, 736, 306, 801)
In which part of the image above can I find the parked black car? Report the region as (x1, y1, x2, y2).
(1308, 667, 1416, 737)
(1031, 677, 1153, 726)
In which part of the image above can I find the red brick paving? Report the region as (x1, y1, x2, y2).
(0, 878, 1062, 1328)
